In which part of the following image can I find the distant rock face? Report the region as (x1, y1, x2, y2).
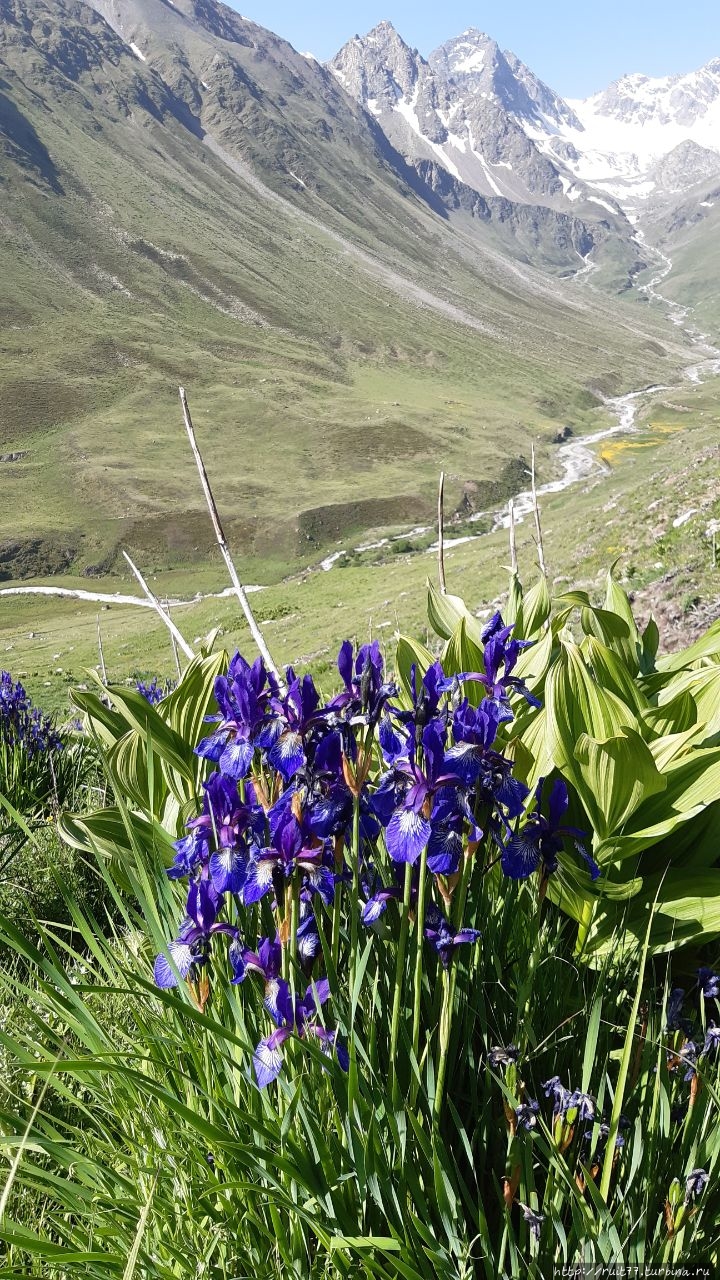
(329, 22, 603, 218)
(649, 140, 720, 194)
(330, 24, 720, 222)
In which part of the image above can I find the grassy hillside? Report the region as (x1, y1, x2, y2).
(3, 369, 718, 717)
(0, 0, 692, 585)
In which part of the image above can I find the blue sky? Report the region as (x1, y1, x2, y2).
(233, 2, 720, 98)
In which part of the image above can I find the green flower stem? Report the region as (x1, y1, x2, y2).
(389, 861, 414, 1102)
(347, 793, 362, 1119)
(410, 843, 429, 1100)
(289, 873, 300, 1009)
(434, 963, 453, 1123)
(330, 875, 342, 973)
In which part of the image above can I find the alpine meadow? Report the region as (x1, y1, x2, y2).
(1, 0, 720, 1275)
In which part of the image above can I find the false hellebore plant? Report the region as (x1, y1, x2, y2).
(154, 618, 601, 1106)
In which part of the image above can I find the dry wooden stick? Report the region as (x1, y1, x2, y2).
(437, 470, 447, 595)
(96, 615, 108, 685)
(178, 386, 285, 690)
(530, 444, 547, 579)
(508, 498, 518, 576)
(122, 551, 195, 661)
(164, 600, 183, 681)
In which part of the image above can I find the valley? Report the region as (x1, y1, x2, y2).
(0, 0, 718, 710)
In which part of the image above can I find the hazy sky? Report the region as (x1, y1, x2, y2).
(233, 2, 720, 98)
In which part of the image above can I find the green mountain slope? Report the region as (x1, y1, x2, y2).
(0, 0, 692, 582)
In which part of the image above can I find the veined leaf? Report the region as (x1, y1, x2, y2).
(442, 618, 485, 706)
(100, 684, 195, 782)
(657, 614, 720, 672)
(545, 640, 637, 778)
(426, 583, 484, 646)
(574, 729, 665, 843)
(162, 650, 227, 755)
(581, 635, 649, 718)
(642, 691, 698, 740)
(519, 575, 551, 638)
(586, 870, 720, 957)
(604, 568, 642, 673)
(395, 635, 436, 701)
(656, 664, 720, 740)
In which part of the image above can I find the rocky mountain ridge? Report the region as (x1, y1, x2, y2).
(331, 23, 720, 225)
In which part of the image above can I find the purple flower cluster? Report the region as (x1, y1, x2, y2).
(665, 970, 720, 1078)
(137, 677, 176, 705)
(154, 617, 599, 1088)
(0, 671, 62, 757)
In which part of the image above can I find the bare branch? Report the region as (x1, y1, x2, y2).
(508, 498, 518, 576)
(122, 551, 196, 661)
(164, 599, 183, 680)
(96, 615, 108, 685)
(437, 470, 447, 595)
(530, 443, 547, 579)
(178, 387, 285, 690)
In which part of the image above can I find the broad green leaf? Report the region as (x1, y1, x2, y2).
(646, 726, 703, 771)
(545, 640, 637, 779)
(426, 582, 484, 646)
(518, 575, 550, 638)
(586, 870, 720, 956)
(581, 635, 649, 718)
(641, 615, 659, 671)
(604, 568, 642, 673)
(100, 684, 195, 782)
(580, 605, 631, 646)
(574, 729, 665, 843)
(162, 650, 227, 754)
(642, 691, 698, 740)
(656, 665, 720, 740)
(598, 747, 720, 860)
(657, 614, 720, 671)
(395, 634, 435, 701)
(442, 618, 485, 705)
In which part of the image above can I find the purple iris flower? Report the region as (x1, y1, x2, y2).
(196, 653, 280, 780)
(266, 669, 327, 782)
(542, 1075, 575, 1116)
(685, 1168, 709, 1202)
(243, 809, 335, 906)
(488, 1045, 519, 1071)
(476, 612, 539, 714)
(137, 677, 174, 705)
(569, 1090, 596, 1122)
(384, 720, 465, 864)
(327, 640, 396, 726)
(701, 1023, 720, 1060)
(356, 855, 409, 926)
(665, 988, 694, 1036)
(154, 876, 237, 988)
(582, 1118, 629, 1156)
(253, 978, 348, 1087)
(423, 903, 480, 967)
(698, 967, 720, 999)
(0, 671, 62, 756)
(515, 1099, 540, 1131)
(167, 773, 265, 893)
(501, 778, 599, 882)
(518, 1203, 544, 1242)
(446, 699, 529, 818)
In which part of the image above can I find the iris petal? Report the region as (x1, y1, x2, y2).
(385, 808, 431, 864)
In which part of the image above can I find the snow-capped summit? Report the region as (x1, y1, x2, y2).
(580, 59, 720, 129)
(429, 29, 582, 133)
(330, 24, 595, 210)
(331, 25, 720, 222)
